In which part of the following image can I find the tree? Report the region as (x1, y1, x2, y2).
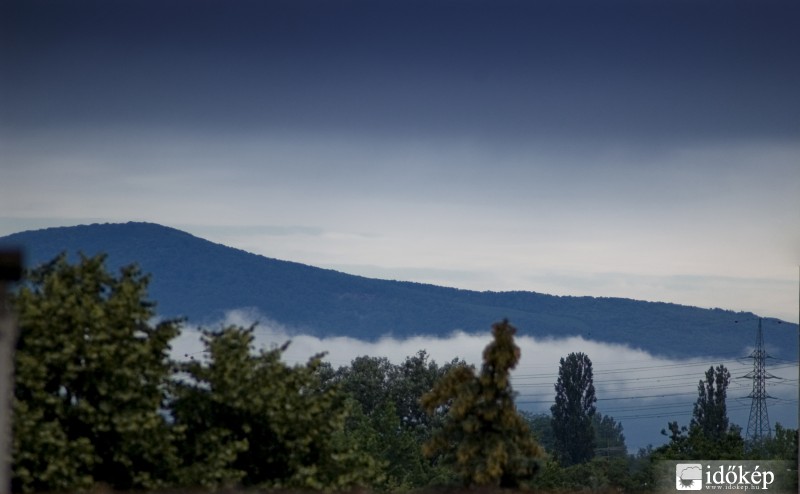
(521, 412, 556, 453)
(336, 352, 458, 489)
(421, 320, 543, 488)
(551, 352, 597, 466)
(759, 423, 798, 461)
(544, 456, 638, 492)
(525, 410, 634, 491)
(691, 364, 730, 440)
(11, 254, 181, 492)
(346, 398, 444, 490)
(656, 365, 743, 461)
(170, 325, 380, 490)
(336, 356, 418, 489)
(656, 421, 744, 460)
(593, 412, 627, 457)
(335, 355, 395, 417)
(392, 350, 454, 432)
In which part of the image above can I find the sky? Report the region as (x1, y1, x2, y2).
(1, 0, 800, 323)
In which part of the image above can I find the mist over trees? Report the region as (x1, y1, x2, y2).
(7, 254, 798, 493)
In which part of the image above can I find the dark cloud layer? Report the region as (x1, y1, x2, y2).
(3, 0, 799, 145)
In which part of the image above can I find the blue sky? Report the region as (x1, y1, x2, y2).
(2, 0, 799, 322)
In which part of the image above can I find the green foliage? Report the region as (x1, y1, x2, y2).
(11, 254, 387, 492)
(655, 365, 743, 461)
(420, 320, 543, 488)
(171, 325, 381, 490)
(593, 412, 627, 457)
(655, 421, 745, 460)
(346, 399, 447, 491)
(531, 454, 652, 492)
(691, 365, 730, 440)
(11, 253, 181, 493)
(524, 410, 627, 460)
(337, 355, 395, 417)
(551, 351, 597, 466)
(524, 408, 631, 490)
(521, 411, 556, 453)
(21, 251, 759, 493)
(547, 457, 639, 492)
(758, 423, 798, 461)
(753, 424, 798, 491)
(392, 350, 454, 432)
(335, 351, 461, 489)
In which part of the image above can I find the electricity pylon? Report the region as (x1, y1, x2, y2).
(744, 318, 775, 450)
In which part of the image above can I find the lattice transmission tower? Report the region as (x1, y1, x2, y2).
(743, 318, 776, 449)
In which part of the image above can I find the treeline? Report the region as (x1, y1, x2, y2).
(8, 254, 798, 493)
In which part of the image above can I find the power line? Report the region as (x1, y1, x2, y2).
(513, 357, 752, 378)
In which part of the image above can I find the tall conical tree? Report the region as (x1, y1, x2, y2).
(551, 352, 597, 466)
(420, 320, 543, 488)
(691, 364, 731, 440)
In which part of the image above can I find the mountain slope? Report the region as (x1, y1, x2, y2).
(1, 222, 795, 360)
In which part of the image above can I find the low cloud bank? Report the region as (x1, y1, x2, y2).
(169, 309, 798, 451)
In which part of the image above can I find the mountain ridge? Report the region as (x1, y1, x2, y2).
(1, 221, 795, 360)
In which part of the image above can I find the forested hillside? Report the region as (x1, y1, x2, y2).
(1, 222, 795, 360)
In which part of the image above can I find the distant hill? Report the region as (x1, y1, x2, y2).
(1, 222, 796, 360)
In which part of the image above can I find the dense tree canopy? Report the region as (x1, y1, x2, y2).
(334, 351, 462, 489)
(11, 254, 181, 492)
(171, 325, 380, 489)
(11, 255, 380, 492)
(336, 355, 395, 418)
